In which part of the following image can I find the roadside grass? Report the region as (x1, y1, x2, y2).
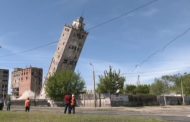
(0, 111, 165, 122)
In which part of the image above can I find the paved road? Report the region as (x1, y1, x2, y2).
(4, 106, 190, 122)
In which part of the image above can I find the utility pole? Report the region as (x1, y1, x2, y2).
(163, 80, 167, 106)
(34, 79, 37, 106)
(90, 63, 96, 107)
(137, 75, 140, 86)
(181, 77, 185, 105)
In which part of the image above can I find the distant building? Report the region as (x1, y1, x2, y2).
(40, 17, 88, 98)
(11, 67, 43, 99)
(0, 69, 9, 99)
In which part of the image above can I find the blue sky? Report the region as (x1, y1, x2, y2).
(0, 0, 190, 92)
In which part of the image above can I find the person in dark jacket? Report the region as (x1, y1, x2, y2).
(0, 98, 4, 110)
(6, 98, 11, 111)
(64, 93, 71, 114)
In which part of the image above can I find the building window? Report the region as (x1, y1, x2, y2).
(3, 80, 7, 82)
(74, 47, 77, 51)
(69, 61, 73, 65)
(63, 59, 68, 63)
(65, 28, 69, 32)
(73, 32, 76, 37)
(77, 33, 83, 39)
(3, 70, 8, 74)
(77, 48, 80, 52)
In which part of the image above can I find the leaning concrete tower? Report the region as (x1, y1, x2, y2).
(40, 17, 88, 98)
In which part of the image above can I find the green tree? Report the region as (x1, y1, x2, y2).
(45, 71, 85, 101)
(150, 79, 166, 95)
(125, 85, 136, 94)
(125, 84, 150, 95)
(135, 85, 150, 95)
(97, 66, 125, 94)
(174, 73, 190, 95)
(149, 73, 190, 95)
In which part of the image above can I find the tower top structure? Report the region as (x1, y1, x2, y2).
(72, 16, 85, 30)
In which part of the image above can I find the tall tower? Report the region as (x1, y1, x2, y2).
(40, 17, 88, 98)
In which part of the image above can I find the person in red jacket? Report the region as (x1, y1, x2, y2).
(64, 93, 71, 114)
(25, 97, 30, 112)
(71, 94, 76, 114)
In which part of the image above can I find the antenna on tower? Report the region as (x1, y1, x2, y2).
(80, 0, 89, 18)
(81, 7, 86, 17)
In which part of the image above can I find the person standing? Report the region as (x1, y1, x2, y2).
(25, 97, 30, 112)
(71, 94, 76, 114)
(6, 98, 11, 111)
(64, 93, 71, 114)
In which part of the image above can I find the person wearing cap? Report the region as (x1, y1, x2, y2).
(71, 94, 76, 114)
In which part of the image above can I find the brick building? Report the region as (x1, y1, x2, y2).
(11, 67, 43, 99)
(0, 69, 9, 99)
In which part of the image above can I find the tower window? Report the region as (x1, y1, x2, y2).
(63, 59, 68, 63)
(77, 48, 80, 52)
(65, 28, 70, 32)
(69, 61, 73, 65)
(74, 47, 77, 51)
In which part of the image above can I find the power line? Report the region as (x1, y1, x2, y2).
(133, 27, 190, 71)
(87, 0, 159, 31)
(129, 65, 190, 74)
(127, 65, 190, 76)
(0, 0, 159, 58)
(0, 41, 57, 58)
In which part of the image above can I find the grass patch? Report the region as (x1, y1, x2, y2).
(0, 111, 165, 122)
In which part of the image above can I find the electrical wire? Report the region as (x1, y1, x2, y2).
(133, 27, 190, 72)
(87, 0, 159, 31)
(0, 41, 57, 58)
(0, 0, 160, 58)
